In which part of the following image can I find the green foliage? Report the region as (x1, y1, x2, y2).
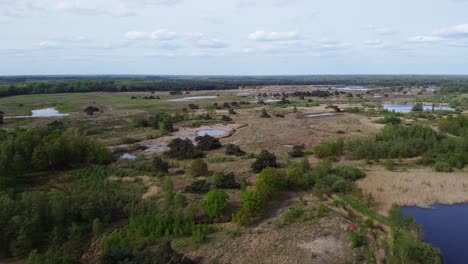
(412, 103, 424, 112)
(225, 144, 245, 156)
(189, 159, 209, 177)
(92, 218, 103, 238)
(251, 150, 278, 173)
(166, 138, 203, 160)
(350, 232, 365, 248)
(152, 156, 169, 173)
(133, 112, 185, 132)
(434, 161, 453, 172)
(210, 172, 240, 189)
(195, 135, 222, 151)
(202, 189, 230, 220)
(286, 161, 314, 190)
(288, 145, 305, 158)
(255, 167, 284, 199)
(312, 139, 344, 160)
(438, 115, 468, 136)
(384, 159, 396, 171)
(375, 115, 401, 125)
(315, 165, 365, 195)
(241, 191, 266, 215)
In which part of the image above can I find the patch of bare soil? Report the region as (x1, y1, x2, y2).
(108, 175, 160, 199)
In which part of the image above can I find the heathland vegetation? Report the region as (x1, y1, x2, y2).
(0, 76, 466, 263)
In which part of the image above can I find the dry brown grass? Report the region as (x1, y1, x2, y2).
(358, 167, 468, 215)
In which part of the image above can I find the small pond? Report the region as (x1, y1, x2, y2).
(383, 104, 455, 113)
(5, 108, 70, 119)
(338, 86, 371, 91)
(305, 113, 335, 118)
(196, 129, 227, 137)
(120, 153, 137, 160)
(168, 96, 217, 102)
(403, 204, 468, 264)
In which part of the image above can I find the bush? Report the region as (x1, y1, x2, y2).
(255, 167, 284, 199)
(184, 180, 211, 194)
(211, 172, 240, 189)
(412, 103, 424, 112)
(166, 138, 203, 160)
(251, 150, 278, 173)
(350, 232, 365, 248)
(190, 159, 209, 177)
(286, 162, 314, 190)
(330, 165, 366, 181)
(195, 135, 222, 151)
(260, 108, 270, 118)
(434, 161, 453, 172)
(241, 191, 266, 215)
(384, 159, 396, 171)
(221, 115, 232, 122)
(202, 189, 230, 220)
(289, 145, 305, 158)
(152, 156, 169, 173)
(312, 139, 344, 160)
(225, 144, 245, 156)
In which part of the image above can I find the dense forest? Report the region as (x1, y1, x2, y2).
(1, 75, 468, 97)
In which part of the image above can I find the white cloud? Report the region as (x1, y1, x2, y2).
(248, 30, 299, 41)
(433, 24, 468, 38)
(408, 35, 443, 43)
(366, 25, 396, 36)
(125, 29, 179, 41)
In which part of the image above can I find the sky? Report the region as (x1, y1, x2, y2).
(1, 0, 468, 75)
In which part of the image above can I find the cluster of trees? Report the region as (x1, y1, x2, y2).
(165, 135, 223, 160)
(133, 112, 187, 132)
(0, 128, 111, 189)
(347, 124, 468, 172)
(0, 166, 135, 262)
(438, 115, 468, 136)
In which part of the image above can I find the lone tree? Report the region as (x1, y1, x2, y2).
(289, 145, 305, 158)
(166, 138, 203, 160)
(202, 189, 230, 220)
(225, 144, 245, 156)
(84, 106, 100, 115)
(251, 150, 278, 173)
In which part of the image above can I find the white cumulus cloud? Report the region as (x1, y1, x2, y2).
(248, 30, 299, 41)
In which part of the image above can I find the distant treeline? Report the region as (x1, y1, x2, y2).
(1, 75, 468, 97)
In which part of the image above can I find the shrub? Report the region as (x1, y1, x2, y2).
(184, 180, 211, 194)
(330, 165, 366, 181)
(195, 135, 222, 151)
(152, 156, 169, 173)
(211, 172, 240, 189)
(166, 138, 203, 160)
(232, 207, 251, 226)
(289, 145, 305, 158)
(350, 232, 365, 248)
(412, 103, 424, 112)
(286, 162, 314, 190)
(241, 191, 266, 214)
(221, 115, 232, 122)
(202, 189, 230, 220)
(260, 108, 270, 118)
(251, 150, 278, 173)
(434, 161, 453, 172)
(225, 144, 245, 156)
(190, 159, 209, 177)
(384, 159, 396, 171)
(255, 167, 284, 199)
(312, 139, 344, 160)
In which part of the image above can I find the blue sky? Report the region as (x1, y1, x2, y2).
(1, 0, 468, 75)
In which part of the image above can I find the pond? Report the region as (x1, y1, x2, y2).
(305, 113, 335, 118)
(168, 96, 217, 102)
(196, 129, 227, 137)
(120, 153, 137, 160)
(383, 104, 455, 113)
(338, 86, 371, 91)
(403, 204, 468, 264)
(5, 108, 70, 118)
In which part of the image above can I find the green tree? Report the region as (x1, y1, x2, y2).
(92, 218, 103, 238)
(152, 156, 169, 173)
(202, 189, 230, 220)
(255, 167, 284, 199)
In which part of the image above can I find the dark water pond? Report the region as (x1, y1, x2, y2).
(403, 204, 468, 264)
